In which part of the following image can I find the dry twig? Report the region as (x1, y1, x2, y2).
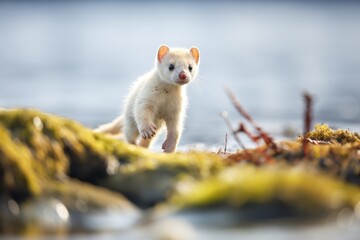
(302, 92, 313, 156)
(220, 111, 252, 159)
(235, 122, 261, 143)
(224, 87, 277, 151)
(224, 133, 228, 154)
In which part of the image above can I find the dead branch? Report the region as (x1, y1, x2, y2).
(224, 133, 228, 154)
(224, 87, 277, 151)
(220, 111, 252, 159)
(235, 122, 261, 143)
(304, 137, 331, 145)
(302, 92, 314, 156)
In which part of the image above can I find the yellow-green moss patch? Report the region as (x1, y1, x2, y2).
(0, 125, 40, 200)
(306, 124, 360, 144)
(0, 108, 225, 207)
(170, 164, 360, 215)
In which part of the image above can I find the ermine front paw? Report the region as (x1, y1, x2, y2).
(140, 122, 157, 140)
(162, 138, 176, 153)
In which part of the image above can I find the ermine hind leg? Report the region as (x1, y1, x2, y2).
(124, 120, 139, 145)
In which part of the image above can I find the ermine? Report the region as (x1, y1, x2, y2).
(94, 45, 200, 153)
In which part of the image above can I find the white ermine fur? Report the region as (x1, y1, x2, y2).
(94, 45, 200, 153)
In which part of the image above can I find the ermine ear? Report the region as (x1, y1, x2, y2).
(157, 45, 170, 63)
(190, 47, 200, 64)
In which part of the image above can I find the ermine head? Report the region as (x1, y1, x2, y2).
(156, 45, 200, 86)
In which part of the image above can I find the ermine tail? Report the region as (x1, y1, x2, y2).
(94, 115, 123, 134)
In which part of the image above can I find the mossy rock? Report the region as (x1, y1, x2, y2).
(99, 151, 224, 208)
(307, 124, 360, 144)
(0, 108, 225, 233)
(226, 124, 360, 185)
(0, 123, 40, 201)
(0, 109, 128, 202)
(0, 108, 145, 233)
(0, 108, 224, 208)
(2, 108, 360, 232)
(0, 108, 146, 187)
(168, 164, 360, 223)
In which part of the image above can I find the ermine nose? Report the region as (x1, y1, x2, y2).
(179, 71, 187, 80)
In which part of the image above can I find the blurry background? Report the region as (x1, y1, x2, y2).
(0, 0, 359, 149)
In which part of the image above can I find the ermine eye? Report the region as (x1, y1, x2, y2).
(188, 65, 193, 72)
(169, 64, 175, 71)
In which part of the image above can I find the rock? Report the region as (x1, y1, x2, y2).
(0, 108, 143, 192)
(0, 108, 144, 233)
(167, 165, 360, 225)
(0, 109, 224, 208)
(0, 178, 141, 234)
(98, 152, 224, 208)
(1, 108, 360, 235)
(0, 108, 223, 232)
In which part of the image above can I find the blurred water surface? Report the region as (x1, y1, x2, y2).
(0, 1, 359, 148)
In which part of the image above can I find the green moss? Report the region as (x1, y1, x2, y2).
(218, 124, 360, 216)
(279, 140, 359, 160)
(118, 151, 223, 177)
(98, 151, 224, 208)
(0, 125, 40, 200)
(307, 124, 360, 144)
(0, 108, 143, 201)
(1, 108, 360, 220)
(170, 164, 360, 214)
(0, 109, 145, 180)
(0, 108, 224, 206)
